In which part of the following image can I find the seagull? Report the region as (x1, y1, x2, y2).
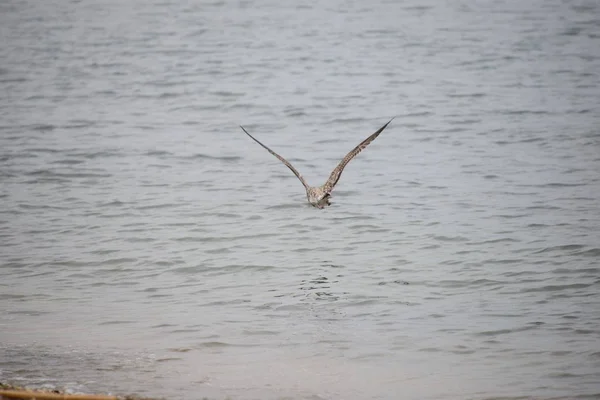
(239, 117, 394, 209)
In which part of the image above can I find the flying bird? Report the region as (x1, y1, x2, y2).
(239, 117, 394, 209)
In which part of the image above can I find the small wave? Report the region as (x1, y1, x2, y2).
(209, 90, 244, 97)
(286, 110, 307, 117)
(197, 341, 249, 348)
(0, 293, 27, 300)
(205, 247, 233, 254)
(25, 170, 111, 178)
(170, 265, 204, 274)
(418, 347, 442, 353)
(26, 147, 61, 153)
(156, 357, 183, 363)
(0, 77, 27, 83)
(173, 234, 252, 243)
(476, 325, 537, 336)
(438, 279, 501, 288)
(532, 182, 587, 188)
(499, 110, 550, 115)
(525, 205, 562, 210)
(19, 203, 68, 210)
(501, 270, 537, 277)
(315, 138, 340, 144)
(266, 203, 303, 210)
(159, 92, 180, 98)
(331, 215, 375, 222)
(136, 203, 181, 210)
(527, 223, 549, 228)
(573, 248, 600, 257)
(447, 119, 481, 125)
(226, 103, 265, 111)
(97, 200, 128, 207)
(0, 154, 35, 163)
(561, 27, 583, 36)
(68, 151, 121, 159)
(62, 120, 96, 129)
(521, 283, 592, 293)
(151, 323, 177, 328)
(7, 310, 51, 316)
(534, 244, 585, 254)
(96, 257, 138, 266)
(31, 124, 56, 131)
(146, 150, 172, 156)
(447, 92, 486, 98)
(89, 249, 120, 256)
(519, 137, 545, 143)
(50, 159, 85, 165)
(349, 224, 390, 233)
(468, 238, 518, 245)
(484, 258, 523, 264)
(551, 267, 599, 275)
(429, 234, 469, 242)
(562, 168, 586, 174)
(399, 111, 433, 118)
(186, 153, 241, 162)
(492, 213, 528, 219)
(98, 212, 136, 219)
(167, 347, 193, 353)
(326, 117, 367, 125)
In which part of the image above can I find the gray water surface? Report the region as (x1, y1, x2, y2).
(1, 0, 600, 399)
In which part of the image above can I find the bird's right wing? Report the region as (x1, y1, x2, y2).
(240, 125, 309, 189)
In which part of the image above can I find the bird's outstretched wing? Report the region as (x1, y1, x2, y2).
(323, 117, 395, 193)
(240, 125, 309, 189)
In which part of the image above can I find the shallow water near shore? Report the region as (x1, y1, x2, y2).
(1, 0, 600, 399)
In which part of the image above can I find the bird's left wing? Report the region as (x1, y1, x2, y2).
(323, 117, 395, 193)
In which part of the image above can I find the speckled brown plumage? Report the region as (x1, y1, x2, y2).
(240, 118, 394, 209)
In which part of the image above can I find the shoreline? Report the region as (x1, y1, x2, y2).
(0, 382, 162, 400)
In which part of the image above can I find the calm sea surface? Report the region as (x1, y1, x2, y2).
(1, 0, 599, 399)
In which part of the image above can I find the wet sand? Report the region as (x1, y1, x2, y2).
(0, 382, 161, 400)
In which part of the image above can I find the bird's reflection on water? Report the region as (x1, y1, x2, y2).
(299, 263, 348, 302)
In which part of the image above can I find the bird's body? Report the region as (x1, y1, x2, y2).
(306, 186, 331, 209)
(240, 118, 394, 209)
